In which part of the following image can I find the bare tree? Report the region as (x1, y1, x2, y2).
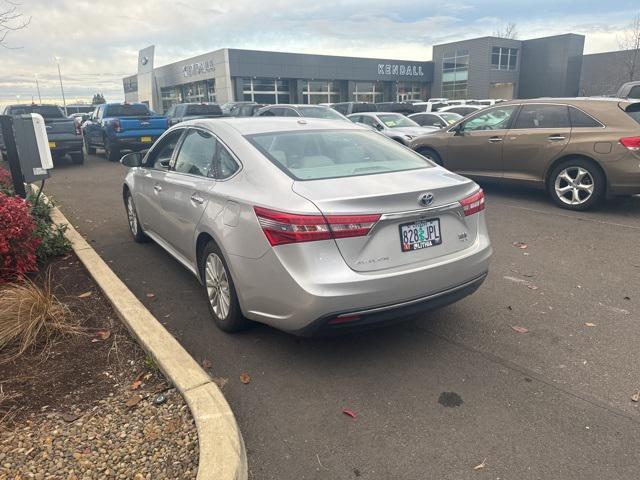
(0, 1, 30, 49)
(618, 13, 640, 82)
(494, 22, 518, 39)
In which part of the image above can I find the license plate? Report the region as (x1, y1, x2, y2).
(399, 218, 442, 252)
(141, 136, 152, 143)
(48, 141, 56, 148)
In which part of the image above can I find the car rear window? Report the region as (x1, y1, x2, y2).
(568, 107, 603, 128)
(297, 107, 345, 120)
(106, 104, 150, 117)
(185, 104, 222, 116)
(246, 129, 432, 181)
(625, 103, 640, 124)
(8, 105, 64, 118)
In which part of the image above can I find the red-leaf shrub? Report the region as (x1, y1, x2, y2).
(0, 192, 41, 282)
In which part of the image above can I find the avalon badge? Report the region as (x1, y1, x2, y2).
(418, 192, 434, 207)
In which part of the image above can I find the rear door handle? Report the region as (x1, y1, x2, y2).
(488, 137, 503, 143)
(153, 184, 162, 192)
(190, 193, 205, 205)
(548, 135, 567, 141)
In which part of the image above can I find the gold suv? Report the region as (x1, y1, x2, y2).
(410, 98, 640, 210)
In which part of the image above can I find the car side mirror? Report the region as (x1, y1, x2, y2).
(452, 123, 464, 135)
(120, 152, 143, 168)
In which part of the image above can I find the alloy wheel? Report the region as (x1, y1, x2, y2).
(205, 253, 231, 320)
(127, 195, 138, 236)
(554, 167, 594, 206)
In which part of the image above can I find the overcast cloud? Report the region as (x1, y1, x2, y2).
(0, 0, 638, 106)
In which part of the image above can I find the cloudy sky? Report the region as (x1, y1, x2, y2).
(0, 0, 638, 106)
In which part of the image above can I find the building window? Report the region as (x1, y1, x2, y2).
(160, 80, 216, 112)
(491, 47, 518, 70)
(123, 76, 138, 94)
(242, 78, 290, 104)
(397, 82, 426, 101)
(302, 80, 341, 104)
(352, 82, 383, 103)
(441, 49, 469, 99)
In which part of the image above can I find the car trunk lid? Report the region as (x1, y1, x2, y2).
(118, 116, 167, 132)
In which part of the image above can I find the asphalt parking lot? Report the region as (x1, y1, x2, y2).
(43, 154, 640, 479)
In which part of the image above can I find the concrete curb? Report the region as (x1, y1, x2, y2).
(47, 201, 248, 480)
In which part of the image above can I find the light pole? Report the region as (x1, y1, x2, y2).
(54, 56, 67, 115)
(34, 73, 42, 104)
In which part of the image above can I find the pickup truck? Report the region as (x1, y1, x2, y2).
(82, 103, 168, 161)
(165, 103, 224, 126)
(1, 104, 84, 164)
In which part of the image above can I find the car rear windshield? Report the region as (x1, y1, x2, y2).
(297, 107, 345, 120)
(246, 129, 432, 181)
(106, 104, 150, 117)
(185, 104, 222, 116)
(8, 105, 64, 118)
(625, 103, 640, 124)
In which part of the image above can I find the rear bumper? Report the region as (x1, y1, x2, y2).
(606, 153, 640, 196)
(48, 136, 83, 154)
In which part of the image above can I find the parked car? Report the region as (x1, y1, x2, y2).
(375, 102, 418, 115)
(331, 102, 378, 116)
(221, 101, 255, 115)
(229, 103, 265, 117)
(438, 105, 484, 116)
(410, 98, 640, 210)
(1, 104, 84, 164)
(69, 112, 91, 126)
(255, 104, 348, 120)
(408, 112, 463, 128)
(120, 117, 491, 334)
(616, 81, 640, 99)
(347, 112, 438, 145)
(82, 103, 168, 161)
(412, 101, 450, 112)
(467, 99, 507, 107)
(165, 103, 223, 126)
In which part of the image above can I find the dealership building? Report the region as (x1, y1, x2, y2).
(123, 35, 640, 113)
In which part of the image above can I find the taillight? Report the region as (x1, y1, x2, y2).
(620, 137, 640, 151)
(112, 119, 122, 133)
(459, 189, 485, 216)
(254, 207, 380, 246)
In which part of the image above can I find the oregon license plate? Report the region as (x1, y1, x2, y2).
(399, 218, 442, 252)
(48, 141, 56, 148)
(141, 136, 152, 143)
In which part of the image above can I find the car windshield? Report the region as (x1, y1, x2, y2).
(297, 107, 345, 120)
(440, 113, 463, 124)
(247, 129, 432, 181)
(377, 114, 418, 128)
(107, 104, 150, 117)
(185, 104, 222, 116)
(8, 105, 64, 118)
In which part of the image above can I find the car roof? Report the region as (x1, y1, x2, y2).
(187, 117, 367, 135)
(263, 104, 330, 109)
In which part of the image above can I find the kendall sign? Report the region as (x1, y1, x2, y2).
(183, 60, 215, 77)
(378, 64, 424, 77)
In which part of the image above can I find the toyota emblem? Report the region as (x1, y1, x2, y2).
(418, 192, 434, 207)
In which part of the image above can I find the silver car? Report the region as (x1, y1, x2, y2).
(347, 112, 438, 145)
(121, 118, 492, 335)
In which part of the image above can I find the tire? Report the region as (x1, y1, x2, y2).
(104, 137, 120, 162)
(199, 241, 249, 333)
(84, 136, 96, 155)
(548, 158, 605, 211)
(70, 151, 84, 165)
(124, 191, 147, 243)
(417, 147, 442, 166)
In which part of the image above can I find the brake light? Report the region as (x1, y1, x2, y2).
(254, 207, 380, 246)
(459, 189, 485, 216)
(112, 119, 122, 133)
(620, 137, 640, 151)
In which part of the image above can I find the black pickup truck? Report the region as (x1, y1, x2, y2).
(0, 104, 84, 164)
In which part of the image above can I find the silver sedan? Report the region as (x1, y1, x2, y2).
(121, 118, 492, 334)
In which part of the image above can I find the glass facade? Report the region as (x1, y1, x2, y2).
(491, 47, 518, 70)
(161, 80, 216, 112)
(352, 81, 384, 103)
(301, 80, 341, 104)
(441, 49, 469, 100)
(396, 82, 426, 101)
(242, 78, 290, 104)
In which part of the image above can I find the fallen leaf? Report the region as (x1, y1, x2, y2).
(126, 394, 143, 408)
(624, 296, 631, 301)
(506, 305, 513, 311)
(511, 325, 529, 334)
(632, 391, 640, 402)
(61, 413, 79, 423)
(585, 322, 596, 327)
(527, 284, 539, 290)
(202, 359, 213, 370)
(212, 377, 228, 389)
(146, 293, 156, 299)
(78, 291, 92, 298)
(239, 373, 251, 384)
(512, 242, 528, 249)
(342, 408, 357, 419)
(130, 380, 142, 390)
(91, 329, 111, 343)
(473, 458, 487, 470)
(143, 372, 153, 381)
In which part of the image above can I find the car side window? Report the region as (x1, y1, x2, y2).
(145, 129, 184, 169)
(259, 108, 276, 116)
(359, 116, 376, 127)
(283, 108, 299, 117)
(568, 107, 603, 128)
(513, 105, 570, 129)
(462, 106, 516, 131)
(629, 85, 640, 98)
(173, 129, 216, 177)
(213, 140, 240, 179)
(334, 104, 347, 115)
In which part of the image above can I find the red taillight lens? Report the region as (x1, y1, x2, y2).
(459, 189, 485, 216)
(254, 207, 380, 246)
(112, 119, 122, 133)
(620, 137, 640, 151)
